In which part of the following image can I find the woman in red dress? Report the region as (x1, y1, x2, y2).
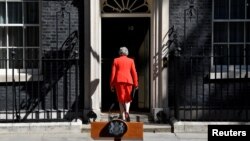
(110, 47, 138, 121)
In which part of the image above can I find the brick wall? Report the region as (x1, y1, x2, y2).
(169, 0, 212, 52)
(41, 0, 79, 50)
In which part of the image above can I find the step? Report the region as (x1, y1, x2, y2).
(99, 112, 153, 123)
(81, 123, 172, 133)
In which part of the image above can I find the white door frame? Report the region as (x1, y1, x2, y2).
(84, 0, 170, 121)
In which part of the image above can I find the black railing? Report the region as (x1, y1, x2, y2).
(169, 52, 250, 121)
(168, 1, 250, 121)
(0, 54, 79, 123)
(0, 30, 80, 123)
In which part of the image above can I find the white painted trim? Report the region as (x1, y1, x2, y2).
(89, 0, 170, 115)
(99, 0, 154, 112)
(91, 0, 102, 111)
(151, 0, 158, 111)
(101, 9, 153, 112)
(101, 13, 151, 18)
(160, 0, 170, 110)
(0, 69, 41, 82)
(150, 0, 170, 112)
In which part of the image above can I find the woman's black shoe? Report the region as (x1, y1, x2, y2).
(125, 112, 130, 122)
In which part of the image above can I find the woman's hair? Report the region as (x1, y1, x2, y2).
(119, 46, 129, 56)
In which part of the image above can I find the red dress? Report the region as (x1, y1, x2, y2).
(110, 56, 138, 103)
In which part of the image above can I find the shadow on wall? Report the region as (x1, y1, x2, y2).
(9, 30, 80, 122)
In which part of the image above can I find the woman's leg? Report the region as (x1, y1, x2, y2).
(119, 103, 125, 120)
(125, 102, 130, 114)
(116, 83, 132, 121)
(125, 102, 131, 121)
(119, 102, 130, 121)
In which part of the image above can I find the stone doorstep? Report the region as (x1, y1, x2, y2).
(143, 123, 172, 132)
(0, 111, 172, 134)
(96, 113, 172, 133)
(81, 123, 172, 133)
(100, 112, 153, 123)
(0, 113, 172, 134)
(0, 122, 172, 134)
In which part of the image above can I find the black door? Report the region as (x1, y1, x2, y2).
(101, 17, 150, 112)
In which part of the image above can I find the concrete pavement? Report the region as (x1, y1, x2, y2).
(1, 114, 250, 140)
(0, 121, 207, 141)
(2, 119, 250, 140)
(0, 115, 214, 141)
(0, 120, 208, 141)
(0, 132, 207, 141)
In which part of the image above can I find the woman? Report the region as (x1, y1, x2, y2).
(110, 46, 138, 121)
